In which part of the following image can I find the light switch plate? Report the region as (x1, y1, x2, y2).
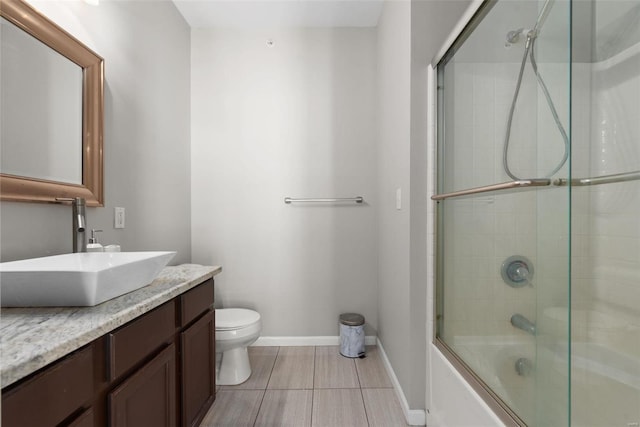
(114, 207, 125, 229)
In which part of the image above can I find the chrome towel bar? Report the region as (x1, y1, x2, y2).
(284, 197, 364, 204)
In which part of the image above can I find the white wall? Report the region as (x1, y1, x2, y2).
(408, 0, 475, 410)
(376, 0, 413, 407)
(0, 0, 192, 264)
(374, 0, 475, 413)
(190, 28, 378, 336)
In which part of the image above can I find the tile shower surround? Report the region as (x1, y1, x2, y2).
(201, 345, 409, 426)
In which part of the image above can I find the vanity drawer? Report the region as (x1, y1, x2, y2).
(108, 301, 176, 381)
(180, 279, 214, 327)
(2, 344, 94, 427)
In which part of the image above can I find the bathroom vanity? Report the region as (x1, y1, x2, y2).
(0, 264, 221, 427)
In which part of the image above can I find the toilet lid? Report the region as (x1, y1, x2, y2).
(216, 308, 261, 330)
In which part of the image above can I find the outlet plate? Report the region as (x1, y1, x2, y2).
(114, 207, 125, 229)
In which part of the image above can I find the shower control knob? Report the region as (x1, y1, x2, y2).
(501, 256, 534, 288)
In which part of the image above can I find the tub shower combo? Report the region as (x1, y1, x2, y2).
(432, 0, 640, 425)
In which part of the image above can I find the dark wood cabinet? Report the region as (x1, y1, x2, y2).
(181, 311, 215, 427)
(109, 344, 177, 427)
(108, 301, 177, 381)
(179, 278, 216, 427)
(1, 344, 94, 427)
(68, 408, 96, 427)
(179, 279, 214, 327)
(1, 278, 216, 427)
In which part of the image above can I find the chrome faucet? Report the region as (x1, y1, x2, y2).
(510, 314, 536, 335)
(56, 197, 87, 252)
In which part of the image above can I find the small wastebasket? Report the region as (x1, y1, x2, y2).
(339, 313, 365, 358)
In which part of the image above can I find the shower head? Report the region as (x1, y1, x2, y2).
(532, 0, 556, 35)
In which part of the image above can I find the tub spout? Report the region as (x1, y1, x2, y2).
(511, 314, 536, 335)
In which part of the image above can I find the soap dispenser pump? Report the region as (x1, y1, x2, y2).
(87, 229, 104, 252)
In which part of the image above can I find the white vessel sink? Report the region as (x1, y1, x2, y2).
(0, 251, 176, 307)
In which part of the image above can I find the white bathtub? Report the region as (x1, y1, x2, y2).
(451, 332, 640, 426)
(452, 335, 537, 423)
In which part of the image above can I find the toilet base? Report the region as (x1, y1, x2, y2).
(217, 347, 252, 385)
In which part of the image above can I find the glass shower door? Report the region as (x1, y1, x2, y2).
(434, 1, 572, 425)
(570, 0, 640, 425)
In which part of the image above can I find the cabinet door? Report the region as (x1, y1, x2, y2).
(109, 344, 176, 427)
(181, 310, 215, 427)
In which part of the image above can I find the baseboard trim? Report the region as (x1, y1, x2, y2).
(376, 338, 427, 426)
(253, 335, 378, 347)
(426, 409, 444, 427)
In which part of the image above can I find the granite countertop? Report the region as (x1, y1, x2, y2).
(0, 264, 222, 388)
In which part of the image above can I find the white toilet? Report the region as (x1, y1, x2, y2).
(215, 308, 262, 385)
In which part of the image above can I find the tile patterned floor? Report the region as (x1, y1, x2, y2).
(200, 345, 409, 427)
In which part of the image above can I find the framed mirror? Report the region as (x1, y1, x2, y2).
(0, 0, 104, 206)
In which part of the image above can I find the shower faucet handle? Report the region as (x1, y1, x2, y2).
(501, 256, 534, 288)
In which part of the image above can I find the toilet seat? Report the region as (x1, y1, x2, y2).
(216, 308, 261, 331)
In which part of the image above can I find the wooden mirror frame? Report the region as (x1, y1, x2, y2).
(0, 0, 104, 206)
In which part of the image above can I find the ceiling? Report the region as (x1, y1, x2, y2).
(172, 0, 385, 28)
